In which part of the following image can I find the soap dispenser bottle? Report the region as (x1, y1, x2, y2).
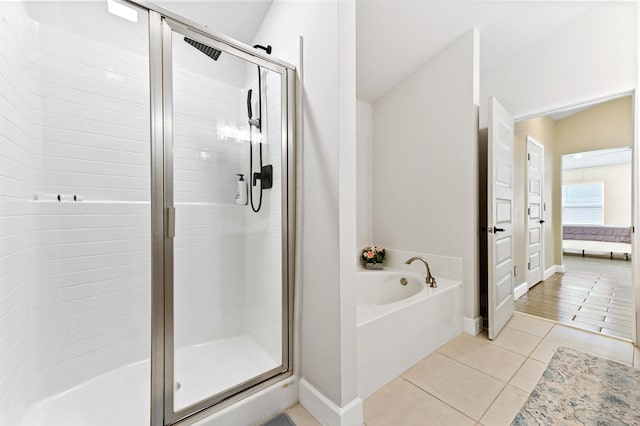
(235, 174, 247, 205)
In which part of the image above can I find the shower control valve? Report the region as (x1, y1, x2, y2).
(252, 165, 273, 189)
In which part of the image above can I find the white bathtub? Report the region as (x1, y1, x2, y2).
(357, 268, 463, 399)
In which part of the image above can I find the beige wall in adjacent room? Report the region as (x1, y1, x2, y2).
(555, 96, 633, 155)
(563, 164, 632, 226)
(514, 116, 556, 285)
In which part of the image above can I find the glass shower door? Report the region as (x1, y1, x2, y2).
(160, 18, 292, 422)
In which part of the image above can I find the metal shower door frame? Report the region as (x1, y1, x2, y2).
(147, 9, 296, 426)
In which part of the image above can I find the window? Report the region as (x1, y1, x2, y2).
(562, 182, 604, 224)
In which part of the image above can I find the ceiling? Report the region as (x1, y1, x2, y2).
(356, 1, 600, 103)
(563, 147, 632, 170)
(25, 1, 272, 57)
(26, 1, 616, 105)
(154, 1, 272, 46)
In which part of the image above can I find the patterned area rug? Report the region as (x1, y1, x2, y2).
(513, 347, 640, 425)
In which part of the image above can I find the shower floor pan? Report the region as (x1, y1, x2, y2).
(21, 335, 279, 426)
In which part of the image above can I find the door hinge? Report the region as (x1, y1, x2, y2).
(528, 207, 531, 216)
(527, 153, 531, 161)
(528, 262, 531, 270)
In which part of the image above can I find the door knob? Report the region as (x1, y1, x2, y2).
(539, 220, 545, 224)
(494, 227, 505, 232)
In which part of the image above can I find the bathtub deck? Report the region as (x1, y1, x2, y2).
(20, 335, 278, 426)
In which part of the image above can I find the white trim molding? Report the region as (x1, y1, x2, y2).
(514, 281, 528, 300)
(299, 378, 363, 426)
(463, 316, 483, 335)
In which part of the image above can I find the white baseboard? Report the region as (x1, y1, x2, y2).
(544, 264, 565, 279)
(463, 316, 482, 335)
(514, 281, 528, 300)
(299, 378, 363, 426)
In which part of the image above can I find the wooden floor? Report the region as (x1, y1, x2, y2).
(515, 253, 633, 340)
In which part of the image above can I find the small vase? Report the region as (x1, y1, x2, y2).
(365, 263, 383, 270)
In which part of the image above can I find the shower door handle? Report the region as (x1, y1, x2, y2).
(166, 207, 175, 239)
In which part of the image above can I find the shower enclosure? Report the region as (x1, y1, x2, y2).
(0, 2, 295, 425)
(155, 13, 295, 424)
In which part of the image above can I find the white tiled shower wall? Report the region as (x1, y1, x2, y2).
(31, 15, 152, 402)
(243, 69, 283, 363)
(0, 3, 283, 421)
(0, 3, 41, 424)
(172, 61, 246, 347)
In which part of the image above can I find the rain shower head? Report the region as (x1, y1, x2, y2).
(184, 37, 222, 61)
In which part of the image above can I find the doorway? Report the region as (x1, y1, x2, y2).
(512, 95, 634, 341)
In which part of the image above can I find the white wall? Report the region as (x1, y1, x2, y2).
(31, 202, 151, 400)
(373, 29, 480, 324)
(243, 68, 284, 363)
(0, 3, 40, 423)
(356, 100, 373, 248)
(38, 29, 150, 201)
(171, 47, 246, 349)
(0, 6, 151, 410)
(251, 0, 361, 424)
(480, 2, 637, 125)
(29, 17, 153, 402)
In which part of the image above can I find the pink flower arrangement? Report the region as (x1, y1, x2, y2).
(361, 246, 385, 264)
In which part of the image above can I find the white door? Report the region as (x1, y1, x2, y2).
(527, 137, 544, 288)
(488, 97, 515, 340)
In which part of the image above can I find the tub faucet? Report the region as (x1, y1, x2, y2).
(405, 256, 437, 288)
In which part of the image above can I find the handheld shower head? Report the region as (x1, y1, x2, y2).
(247, 89, 260, 129)
(247, 89, 253, 119)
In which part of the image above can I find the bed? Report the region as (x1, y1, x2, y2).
(563, 225, 632, 260)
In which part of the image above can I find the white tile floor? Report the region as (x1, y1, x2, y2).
(285, 312, 638, 426)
